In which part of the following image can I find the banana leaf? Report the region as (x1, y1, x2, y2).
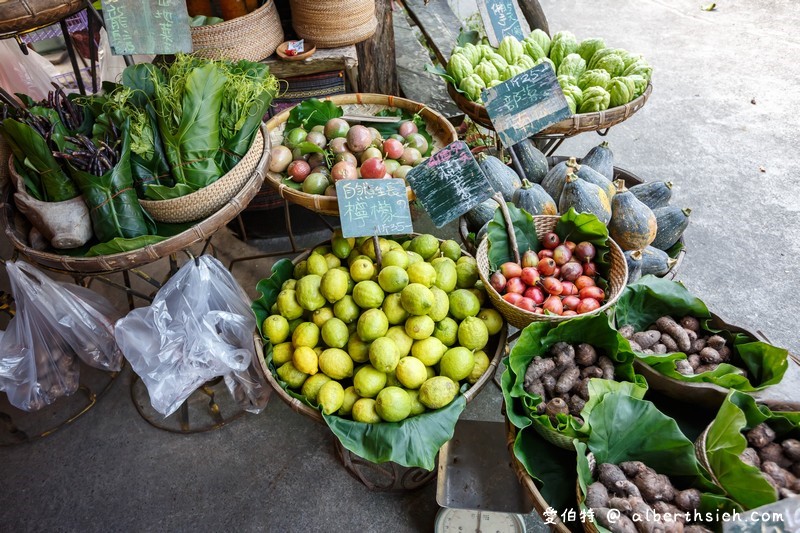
(122, 63, 164, 107)
(615, 276, 789, 391)
(252, 259, 468, 470)
(285, 98, 343, 131)
(86, 235, 167, 256)
(704, 391, 800, 509)
(502, 314, 647, 442)
(0, 118, 77, 201)
(70, 123, 151, 243)
(575, 393, 740, 533)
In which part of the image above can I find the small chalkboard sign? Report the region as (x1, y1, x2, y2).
(405, 141, 494, 228)
(482, 63, 572, 148)
(723, 497, 800, 533)
(336, 179, 414, 239)
(101, 0, 192, 56)
(477, 0, 530, 47)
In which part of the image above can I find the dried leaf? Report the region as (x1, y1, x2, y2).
(701, 3, 717, 11)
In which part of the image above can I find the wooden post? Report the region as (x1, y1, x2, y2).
(519, 0, 550, 34)
(356, 0, 399, 95)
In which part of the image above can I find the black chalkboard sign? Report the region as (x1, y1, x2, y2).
(477, 0, 529, 47)
(336, 179, 414, 239)
(101, 0, 192, 55)
(482, 63, 572, 148)
(723, 497, 800, 533)
(405, 141, 494, 228)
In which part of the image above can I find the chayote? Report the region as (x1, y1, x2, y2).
(527, 29, 551, 56)
(487, 79, 503, 89)
(447, 53, 474, 84)
(578, 86, 611, 113)
(557, 53, 587, 79)
(478, 44, 495, 61)
(587, 47, 623, 70)
(577, 69, 611, 91)
(561, 84, 584, 107)
(608, 77, 636, 107)
(595, 53, 625, 77)
(576, 38, 606, 64)
(515, 54, 536, 70)
(500, 64, 524, 81)
(523, 39, 546, 61)
(549, 31, 578, 68)
(618, 50, 644, 69)
(459, 73, 486, 102)
(557, 74, 577, 88)
(485, 53, 509, 73)
(563, 93, 577, 114)
(623, 60, 653, 81)
(498, 36, 524, 64)
(534, 57, 556, 72)
(474, 61, 500, 85)
(627, 74, 649, 98)
(454, 42, 483, 67)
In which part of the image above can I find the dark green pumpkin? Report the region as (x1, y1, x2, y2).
(641, 246, 677, 276)
(512, 179, 557, 216)
(623, 249, 643, 284)
(558, 172, 611, 224)
(652, 206, 691, 250)
(581, 141, 614, 180)
(479, 155, 521, 201)
(576, 161, 616, 201)
(541, 158, 577, 204)
(513, 139, 549, 184)
(608, 180, 657, 251)
(629, 180, 673, 209)
(464, 198, 497, 232)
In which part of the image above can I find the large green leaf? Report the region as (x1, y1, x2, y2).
(487, 201, 537, 270)
(615, 276, 789, 391)
(122, 63, 164, 108)
(285, 98, 343, 131)
(86, 235, 166, 256)
(143, 183, 197, 200)
(252, 258, 295, 330)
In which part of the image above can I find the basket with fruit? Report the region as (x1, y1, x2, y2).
(264, 95, 457, 216)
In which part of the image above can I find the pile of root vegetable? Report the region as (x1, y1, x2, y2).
(742, 423, 800, 499)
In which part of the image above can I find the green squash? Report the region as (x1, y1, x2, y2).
(447, 54, 474, 84)
(577, 69, 611, 91)
(608, 180, 657, 251)
(623, 60, 653, 80)
(498, 36, 524, 64)
(458, 74, 486, 102)
(578, 86, 610, 113)
(564, 94, 577, 114)
(474, 61, 500, 85)
(464, 199, 497, 233)
(515, 54, 536, 70)
(558, 171, 611, 224)
(534, 57, 556, 72)
(548, 31, 578, 68)
(513, 138, 549, 184)
(623, 250, 644, 284)
(595, 54, 625, 77)
(541, 159, 572, 203)
(523, 39, 546, 61)
(557, 53, 587, 79)
(608, 76, 636, 107)
(557, 74, 577, 88)
(628, 180, 672, 209)
(512, 179, 557, 216)
(587, 47, 623, 70)
(576, 161, 616, 201)
(619, 50, 644, 69)
(561, 84, 584, 108)
(641, 246, 677, 276)
(576, 38, 606, 64)
(500, 64, 524, 81)
(485, 53, 509, 74)
(651, 206, 691, 250)
(581, 141, 614, 181)
(479, 155, 522, 201)
(627, 74, 649, 98)
(527, 29, 551, 56)
(452, 42, 483, 67)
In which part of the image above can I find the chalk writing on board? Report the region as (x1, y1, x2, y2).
(405, 141, 494, 228)
(336, 179, 414, 239)
(482, 63, 571, 148)
(101, 0, 192, 56)
(477, 0, 530, 47)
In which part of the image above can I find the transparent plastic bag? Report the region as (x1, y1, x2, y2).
(0, 40, 59, 102)
(0, 261, 124, 411)
(114, 255, 268, 417)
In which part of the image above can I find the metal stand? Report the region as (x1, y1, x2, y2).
(333, 437, 437, 492)
(533, 128, 611, 157)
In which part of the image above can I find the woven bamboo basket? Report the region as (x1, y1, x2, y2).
(290, 0, 376, 48)
(257, 242, 508, 424)
(2, 128, 270, 275)
(0, 0, 84, 35)
(476, 215, 627, 330)
(139, 128, 267, 224)
(264, 93, 458, 216)
(191, 1, 283, 61)
(447, 81, 653, 136)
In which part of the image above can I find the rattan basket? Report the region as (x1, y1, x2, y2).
(191, 1, 283, 61)
(289, 0, 376, 48)
(476, 215, 627, 330)
(264, 93, 458, 216)
(447, 81, 652, 136)
(139, 128, 266, 224)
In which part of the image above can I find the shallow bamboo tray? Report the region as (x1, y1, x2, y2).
(447, 81, 652, 136)
(264, 93, 458, 216)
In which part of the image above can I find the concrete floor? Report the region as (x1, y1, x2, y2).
(1, 0, 799, 531)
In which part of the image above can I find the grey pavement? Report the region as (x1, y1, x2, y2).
(1, 1, 799, 531)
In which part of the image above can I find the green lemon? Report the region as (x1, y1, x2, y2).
(439, 240, 462, 262)
(386, 240, 403, 251)
(338, 386, 360, 416)
(292, 322, 319, 348)
(287, 317, 304, 335)
(458, 316, 489, 351)
(405, 389, 427, 415)
(382, 249, 409, 269)
(348, 252, 371, 267)
(425, 366, 436, 379)
(331, 236, 352, 259)
(352, 398, 382, 423)
(320, 268, 349, 303)
(360, 237, 391, 261)
(276, 361, 308, 389)
(306, 253, 329, 276)
(468, 350, 490, 384)
(469, 287, 487, 307)
(353, 365, 387, 398)
(431, 258, 457, 292)
(402, 240, 412, 250)
(440, 347, 475, 382)
(318, 348, 354, 379)
(411, 337, 447, 366)
(456, 260, 480, 289)
(296, 274, 326, 311)
(352, 280, 385, 309)
(292, 345, 319, 375)
(281, 279, 297, 291)
(477, 308, 504, 336)
(324, 253, 341, 269)
(293, 260, 307, 279)
(382, 293, 409, 325)
(350, 258, 375, 282)
(333, 295, 360, 324)
(263, 315, 289, 344)
(378, 265, 409, 293)
(385, 326, 414, 357)
(313, 245, 331, 256)
(347, 333, 371, 363)
(400, 283, 434, 316)
(408, 234, 440, 260)
(406, 261, 437, 288)
(428, 286, 450, 322)
(433, 317, 459, 346)
(272, 342, 294, 365)
(395, 356, 428, 389)
(321, 317, 349, 348)
(457, 255, 476, 266)
(300, 372, 330, 402)
(386, 371, 402, 388)
(311, 307, 334, 329)
(357, 309, 389, 342)
(318, 380, 345, 414)
(277, 289, 304, 320)
(405, 314, 435, 340)
(406, 251, 423, 266)
(419, 376, 458, 409)
(375, 386, 411, 422)
(369, 336, 400, 373)
(448, 289, 481, 320)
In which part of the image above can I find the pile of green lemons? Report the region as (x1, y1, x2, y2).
(262, 232, 505, 423)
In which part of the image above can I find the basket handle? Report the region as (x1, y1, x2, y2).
(492, 191, 520, 264)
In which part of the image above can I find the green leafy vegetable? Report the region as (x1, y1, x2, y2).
(285, 98, 343, 132)
(86, 235, 166, 256)
(486, 201, 537, 270)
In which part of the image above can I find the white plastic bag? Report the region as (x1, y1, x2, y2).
(0, 261, 124, 411)
(115, 255, 268, 417)
(0, 40, 59, 102)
